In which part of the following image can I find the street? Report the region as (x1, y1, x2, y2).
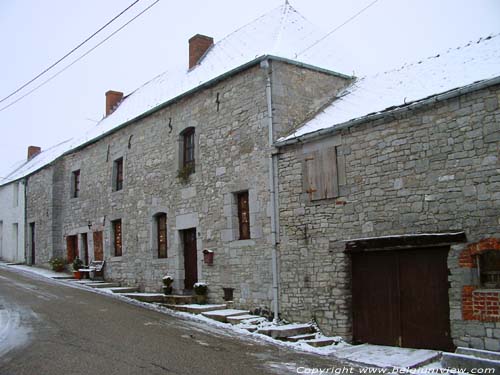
(0, 267, 357, 375)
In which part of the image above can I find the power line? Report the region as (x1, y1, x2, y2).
(296, 0, 380, 57)
(0, 0, 141, 106)
(0, 0, 160, 114)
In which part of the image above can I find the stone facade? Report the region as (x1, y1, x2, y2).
(25, 59, 349, 312)
(0, 180, 25, 262)
(277, 84, 500, 349)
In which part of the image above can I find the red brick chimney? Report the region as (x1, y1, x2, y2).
(189, 34, 213, 69)
(105, 90, 123, 116)
(27, 146, 41, 161)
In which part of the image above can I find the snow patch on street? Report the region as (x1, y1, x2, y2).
(0, 303, 31, 357)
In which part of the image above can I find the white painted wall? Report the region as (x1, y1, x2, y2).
(0, 181, 25, 262)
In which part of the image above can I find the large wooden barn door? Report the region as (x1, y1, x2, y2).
(352, 247, 453, 351)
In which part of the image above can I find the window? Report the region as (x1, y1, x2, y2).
(13, 183, 19, 207)
(155, 213, 168, 258)
(113, 158, 123, 191)
(112, 219, 122, 256)
(237, 191, 250, 240)
(304, 146, 342, 201)
(71, 170, 80, 198)
(479, 251, 500, 288)
(180, 127, 195, 173)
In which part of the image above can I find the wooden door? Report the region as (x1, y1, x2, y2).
(82, 233, 89, 265)
(30, 223, 36, 265)
(93, 231, 103, 261)
(351, 247, 453, 351)
(182, 228, 198, 290)
(66, 235, 78, 263)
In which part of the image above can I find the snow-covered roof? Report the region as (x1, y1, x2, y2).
(1, 3, 351, 186)
(279, 33, 500, 143)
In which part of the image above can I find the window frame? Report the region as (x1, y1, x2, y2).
(180, 127, 195, 173)
(113, 157, 124, 191)
(156, 213, 168, 259)
(112, 219, 122, 257)
(478, 251, 500, 289)
(71, 170, 80, 198)
(237, 191, 250, 240)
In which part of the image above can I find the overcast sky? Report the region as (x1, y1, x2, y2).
(0, 0, 499, 177)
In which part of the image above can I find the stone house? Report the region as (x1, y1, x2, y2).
(275, 34, 500, 351)
(1, 3, 498, 353)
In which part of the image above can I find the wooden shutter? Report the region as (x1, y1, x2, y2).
(304, 147, 339, 201)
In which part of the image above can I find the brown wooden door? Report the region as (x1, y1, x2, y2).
(82, 233, 89, 265)
(93, 231, 103, 261)
(352, 247, 453, 351)
(66, 235, 78, 263)
(182, 228, 198, 290)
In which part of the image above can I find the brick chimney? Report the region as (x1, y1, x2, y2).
(189, 34, 213, 69)
(105, 90, 123, 116)
(27, 146, 41, 161)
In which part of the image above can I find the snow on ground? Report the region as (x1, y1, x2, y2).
(0, 304, 30, 357)
(0, 262, 446, 370)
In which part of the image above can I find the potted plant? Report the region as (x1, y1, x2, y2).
(72, 257, 84, 279)
(193, 282, 208, 304)
(49, 257, 65, 272)
(162, 275, 174, 295)
(177, 164, 194, 183)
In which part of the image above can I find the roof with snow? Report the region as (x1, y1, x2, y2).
(0, 3, 351, 186)
(279, 33, 500, 143)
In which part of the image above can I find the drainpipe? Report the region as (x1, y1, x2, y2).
(261, 59, 280, 323)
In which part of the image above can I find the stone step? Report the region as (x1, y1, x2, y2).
(105, 286, 139, 293)
(455, 347, 500, 361)
(86, 282, 121, 289)
(304, 337, 339, 347)
(257, 323, 315, 339)
(51, 275, 76, 280)
(442, 352, 500, 373)
(226, 314, 267, 325)
(201, 309, 249, 323)
(285, 333, 317, 342)
(121, 293, 166, 303)
(163, 295, 194, 305)
(165, 304, 227, 314)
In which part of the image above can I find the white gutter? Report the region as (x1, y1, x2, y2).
(262, 59, 280, 323)
(275, 75, 500, 147)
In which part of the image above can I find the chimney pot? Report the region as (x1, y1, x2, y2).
(189, 34, 213, 69)
(105, 90, 124, 116)
(27, 146, 41, 161)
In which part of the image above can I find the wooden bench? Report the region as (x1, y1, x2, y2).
(79, 261, 105, 280)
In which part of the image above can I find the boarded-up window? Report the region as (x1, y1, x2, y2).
(157, 213, 168, 258)
(237, 191, 250, 240)
(304, 147, 339, 201)
(112, 219, 122, 256)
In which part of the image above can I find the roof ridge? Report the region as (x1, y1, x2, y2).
(373, 32, 500, 79)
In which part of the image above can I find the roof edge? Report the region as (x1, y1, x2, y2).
(66, 55, 353, 155)
(275, 75, 500, 147)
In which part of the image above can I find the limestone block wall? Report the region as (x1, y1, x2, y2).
(277, 84, 500, 349)
(25, 59, 344, 312)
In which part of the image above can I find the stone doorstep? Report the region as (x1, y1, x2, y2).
(165, 304, 227, 314)
(226, 314, 264, 325)
(201, 309, 249, 323)
(104, 287, 138, 293)
(455, 347, 500, 361)
(284, 333, 317, 342)
(257, 324, 315, 339)
(163, 295, 194, 305)
(86, 282, 121, 289)
(304, 337, 339, 347)
(441, 352, 500, 373)
(51, 275, 76, 280)
(121, 293, 166, 303)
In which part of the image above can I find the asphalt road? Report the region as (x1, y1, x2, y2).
(0, 267, 358, 375)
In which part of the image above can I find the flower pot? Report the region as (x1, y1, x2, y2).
(162, 286, 173, 295)
(73, 271, 82, 280)
(195, 294, 207, 305)
(53, 265, 64, 272)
